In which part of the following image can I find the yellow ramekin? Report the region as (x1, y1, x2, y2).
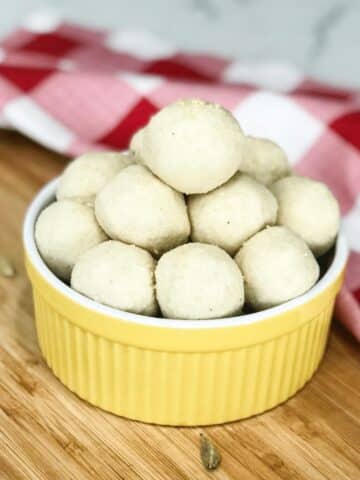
(23, 179, 348, 426)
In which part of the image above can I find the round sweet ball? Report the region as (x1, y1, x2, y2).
(155, 243, 244, 320)
(129, 127, 145, 163)
(56, 151, 134, 205)
(95, 164, 190, 256)
(71, 240, 157, 315)
(241, 136, 291, 185)
(235, 226, 319, 310)
(141, 98, 245, 194)
(35, 200, 107, 282)
(270, 176, 340, 256)
(189, 173, 278, 255)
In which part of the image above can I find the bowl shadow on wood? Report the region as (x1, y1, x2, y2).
(13, 280, 41, 358)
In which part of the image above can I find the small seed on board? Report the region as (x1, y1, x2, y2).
(200, 433, 221, 471)
(0, 256, 15, 278)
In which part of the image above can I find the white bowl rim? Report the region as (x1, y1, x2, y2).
(23, 177, 349, 330)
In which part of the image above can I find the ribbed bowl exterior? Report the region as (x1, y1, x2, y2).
(28, 256, 343, 425)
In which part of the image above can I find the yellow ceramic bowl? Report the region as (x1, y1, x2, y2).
(23, 179, 348, 426)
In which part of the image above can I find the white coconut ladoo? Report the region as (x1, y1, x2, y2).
(35, 200, 107, 282)
(271, 176, 340, 256)
(141, 98, 245, 194)
(188, 173, 278, 255)
(235, 226, 320, 310)
(155, 243, 244, 320)
(95, 164, 190, 256)
(33, 97, 342, 320)
(56, 151, 134, 205)
(71, 240, 157, 316)
(241, 136, 291, 185)
(129, 127, 145, 163)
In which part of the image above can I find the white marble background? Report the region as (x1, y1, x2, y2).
(1, 0, 358, 89)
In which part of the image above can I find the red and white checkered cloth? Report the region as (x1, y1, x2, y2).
(1, 13, 359, 337)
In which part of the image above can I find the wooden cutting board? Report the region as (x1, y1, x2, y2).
(0, 130, 359, 480)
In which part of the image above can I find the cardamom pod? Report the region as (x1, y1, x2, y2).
(0, 256, 15, 278)
(200, 433, 221, 471)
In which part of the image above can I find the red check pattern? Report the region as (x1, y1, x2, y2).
(0, 16, 359, 332)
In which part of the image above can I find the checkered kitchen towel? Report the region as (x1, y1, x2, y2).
(1, 12, 359, 337)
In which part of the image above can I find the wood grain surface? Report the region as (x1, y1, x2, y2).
(0, 130, 359, 480)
